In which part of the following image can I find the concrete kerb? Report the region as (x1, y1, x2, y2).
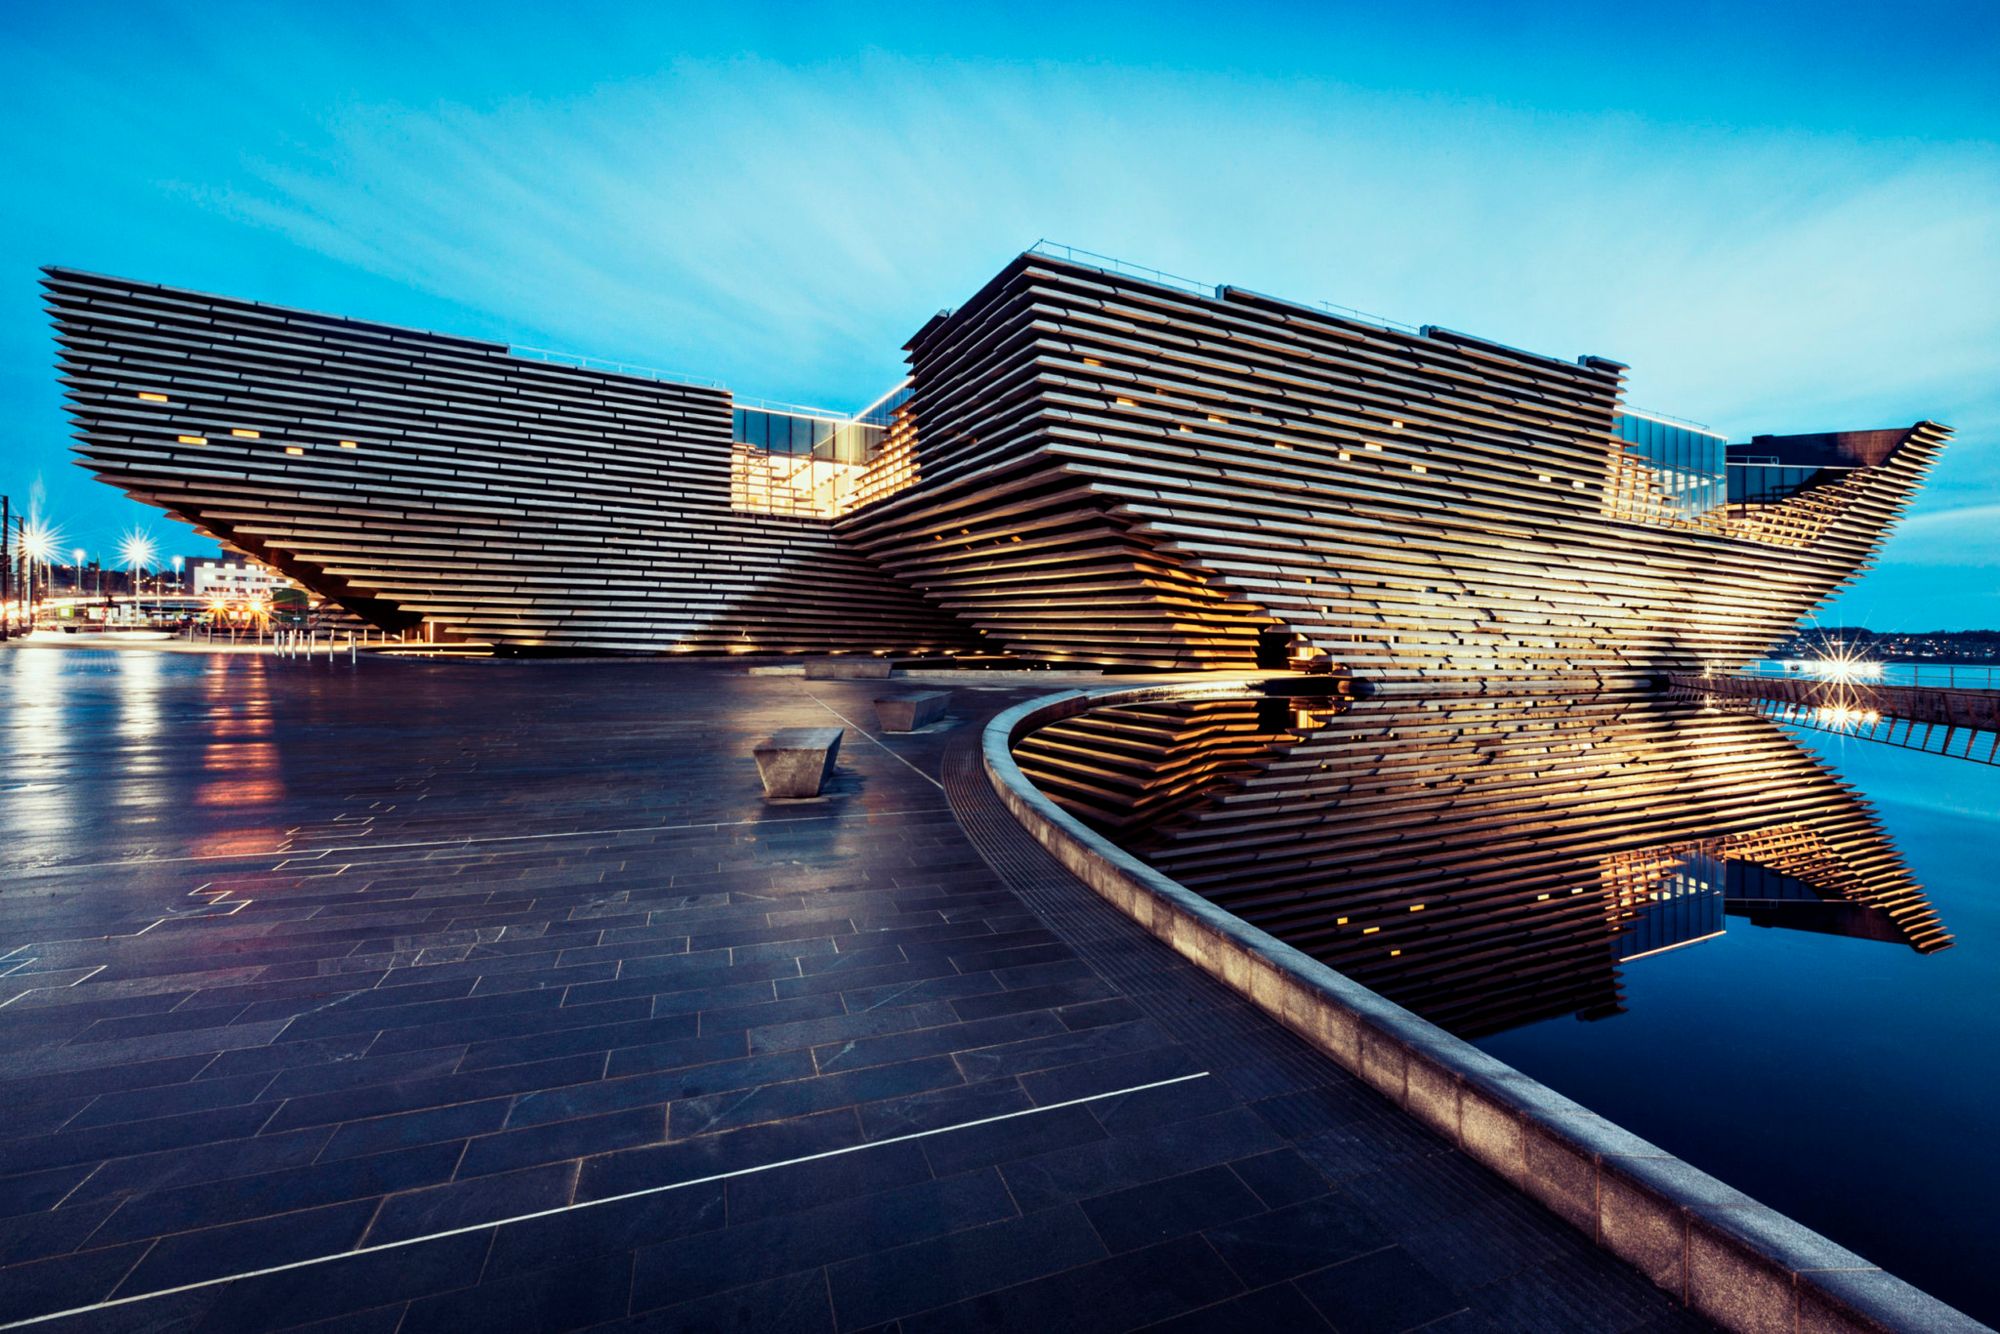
(980, 678, 1988, 1334)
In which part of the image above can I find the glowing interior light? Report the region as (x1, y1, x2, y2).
(1364, 442, 1383, 452)
(1391, 420, 1404, 429)
(1362, 926, 1380, 935)
(1338, 450, 1352, 461)
(232, 428, 260, 438)
(1115, 397, 1136, 407)
(284, 446, 305, 456)
(177, 435, 207, 445)
(137, 391, 168, 402)
(1081, 357, 1102, 367)
(338, 440, 358, 448)
(1411, 463, 1428, 474)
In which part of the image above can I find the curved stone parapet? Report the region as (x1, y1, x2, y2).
(982, 677, 1987, 1334)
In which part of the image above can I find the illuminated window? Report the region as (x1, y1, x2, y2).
(176, 435, 207, 445)
(137, 392, 169, 403)
(1338, 450, 1352, 461)
(1115, 397, 1136, 407)
(1411, 463, 1427, 474)
(231, 428, 260, 439)
(1364, 442, 1383, 452)
(1082, 357, 1102, 367)
(339, 440, 359, 449)
(284, 446, 305, 456)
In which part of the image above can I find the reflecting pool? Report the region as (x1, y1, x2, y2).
(1017, 685, 1998, 1323)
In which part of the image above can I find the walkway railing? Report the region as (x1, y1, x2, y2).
(1668, 670, 2000, 765)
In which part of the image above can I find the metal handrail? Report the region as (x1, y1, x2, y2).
(1027, 238, 1421, 336)
(1621, 405, 1717, 433)
(1739, 659, 2000, 691)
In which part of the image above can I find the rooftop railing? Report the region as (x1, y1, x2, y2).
(1026, 238, 1420, 335)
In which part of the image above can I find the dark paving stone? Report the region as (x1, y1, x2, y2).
(1137, 1281, 1337, 1333)
(1081, 1164, 1266, 1254)
(366, 1160, 579, 1244)
(318, 1098, 513, 1163)
(94, 1141, 465, 1245)
(897, 1233, 1247, 1332)
(1227, 1146, 1334, 1210)
(723, 1140, 933, 1223)
(459, 1106, 664, 1178)
(193, 1229, 494, 1329)
(66, 1125, 337, 1203)
(113, 1199, 376, 1296)
(1294, 1245, 1467, 1334)
(1201, 1193, 1393, 1287)
(592, 1269, 833, 1333)
(399, 1251, 632, 1334)
(629, 1169, 1018, 1310)
(482, 1182, 726, 1279)
(0, 658, 1713, 1333)
(828, 1201, 1108, 1327)
(0, 1242, 150, 1324)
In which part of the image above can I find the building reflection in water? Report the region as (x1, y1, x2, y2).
(1015, 688, 1951, 1039)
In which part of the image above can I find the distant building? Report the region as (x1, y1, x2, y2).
(188, 557, 291, 600)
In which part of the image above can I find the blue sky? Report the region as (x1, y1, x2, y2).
(4, 0, 1995, 626)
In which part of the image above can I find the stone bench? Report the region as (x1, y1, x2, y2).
(874, 691, 951, 733)
(803, 658, 893, 680)
(753, 727, 843, 798)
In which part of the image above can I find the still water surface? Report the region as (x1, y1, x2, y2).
(1019, 686, 1999, 1323)
(1482, 729, 2000, 1325)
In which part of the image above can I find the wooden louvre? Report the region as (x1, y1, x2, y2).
(47, 251, 1948, 670)
(44, 268, 976, 655)
(842, 253, 1948, 678)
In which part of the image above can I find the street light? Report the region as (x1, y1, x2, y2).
(118, 529, 156, 616)
(19, 516, 58, 626)
(71, 548, 86, 597)
(172, 554, 185, 594)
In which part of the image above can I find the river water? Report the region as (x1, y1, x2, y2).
(1016, 682, 1999, 1323)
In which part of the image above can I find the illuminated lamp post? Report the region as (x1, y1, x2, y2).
(118, 529, 156, 620)
(19, 517, 57, 628)
(71, 547, 86, 597)
(172, 554, 185, 594)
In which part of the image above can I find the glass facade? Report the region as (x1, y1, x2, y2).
(729, 386, 916, 519)
(1727, 456, 1838, 506)
(1614, 847, 1726, 961)
(1614, 413, 1727, 521)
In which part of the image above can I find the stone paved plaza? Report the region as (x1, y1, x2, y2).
(0, 648, 1709, 1332)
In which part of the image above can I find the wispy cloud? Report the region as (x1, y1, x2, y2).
(3, 7, 1995, 621)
